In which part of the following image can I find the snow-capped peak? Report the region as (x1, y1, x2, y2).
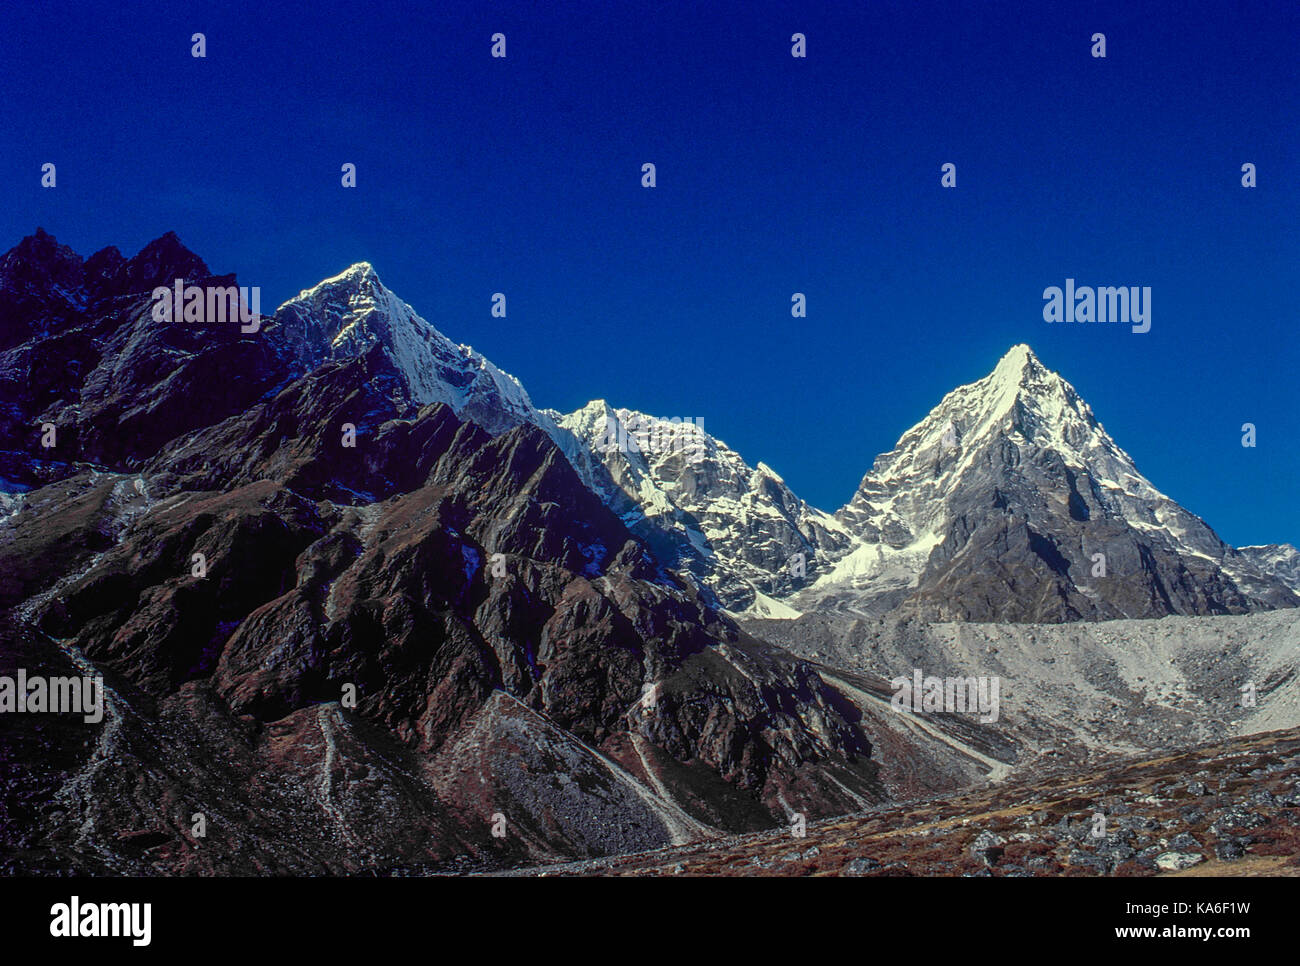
(992, 341, 1035, 375)
(792, 343, 1299, 620)
(833, 344, 1160, 557)
(868, 342, 1124, 492)
(552, 401, 852, 615)
(278, 262, 377, 309)
(272, 263, 551, 436)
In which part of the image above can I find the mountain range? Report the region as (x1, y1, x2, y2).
(5, 230, 1295, 625)
(1, 229, 1297, 874)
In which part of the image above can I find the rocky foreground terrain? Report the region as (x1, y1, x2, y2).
(504, 727, 1300, 877)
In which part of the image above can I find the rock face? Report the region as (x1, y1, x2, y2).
(0, 231, 886, 874)
(794, 345, 1298, 622)
(0, 229, 282, 488)
(1237, 544, 1300, 594)
(550, 401, 852, 615)
(0, 236, 558, 494)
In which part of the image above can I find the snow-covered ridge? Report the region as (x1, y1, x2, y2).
(264, 265, 1296, 623)
(273, 262, 553, 437)
(268, 266, 848, 617)
(550, 401, 853, 615)
(1236, 543, 1300, 593)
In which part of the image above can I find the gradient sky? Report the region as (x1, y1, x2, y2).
(2, 0, 1296, 546)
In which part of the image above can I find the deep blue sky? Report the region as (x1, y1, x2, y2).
(3, 0, 1296, 546)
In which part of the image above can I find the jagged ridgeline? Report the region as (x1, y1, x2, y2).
(0, 230, 1296, 874)
(0, 231, 885, 873)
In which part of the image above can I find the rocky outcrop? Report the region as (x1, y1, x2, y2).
(1237, 544, 1300, 594)
(0, 230, 283, 488)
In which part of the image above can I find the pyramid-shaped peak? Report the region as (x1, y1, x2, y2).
(864, 342, 1093, 479)
(341, 260, 377, 278)
(281, 261, 387, 310)
(982, 343, 1067, 401)
(134, 231, 204, 264)
(322, 261, 381, 287)
(126, 232, 210, 284)
(269, 258, 547, 436)
(992, 342, 1043, 375)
